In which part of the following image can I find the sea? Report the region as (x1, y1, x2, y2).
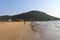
(31, 20, 60, 40)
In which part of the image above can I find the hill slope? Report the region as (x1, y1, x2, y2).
(12, 10, 60, 21)
(0, 10, 60, 21)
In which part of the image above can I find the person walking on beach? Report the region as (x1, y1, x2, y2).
(24, 21, 25, 24)
(30, 21, 38, 32)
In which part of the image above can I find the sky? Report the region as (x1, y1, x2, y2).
(0, 0, 60, 18)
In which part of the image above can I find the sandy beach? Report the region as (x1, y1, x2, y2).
(0, 21, 40, 40)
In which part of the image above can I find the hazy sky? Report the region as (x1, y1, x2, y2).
(0, 0, 60, 18)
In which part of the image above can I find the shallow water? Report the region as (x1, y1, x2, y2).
(31, 21, 60, 40)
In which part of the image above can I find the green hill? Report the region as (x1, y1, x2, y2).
(12, 10, 60, 21)
(0, 10, 60, 21)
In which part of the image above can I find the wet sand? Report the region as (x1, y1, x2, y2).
(0, 21, 40, 40)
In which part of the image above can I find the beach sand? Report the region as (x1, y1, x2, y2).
(0, 21, 40, 40)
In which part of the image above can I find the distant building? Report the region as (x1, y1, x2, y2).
(8, 19, 12, 22)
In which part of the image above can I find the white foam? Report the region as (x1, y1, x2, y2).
(31, 21, 60, 40)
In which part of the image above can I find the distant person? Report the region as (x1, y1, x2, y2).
(30, 21, 38, 32)
(24, 21, 25, 24)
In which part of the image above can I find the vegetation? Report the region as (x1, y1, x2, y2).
(0, 10, 60, 21)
